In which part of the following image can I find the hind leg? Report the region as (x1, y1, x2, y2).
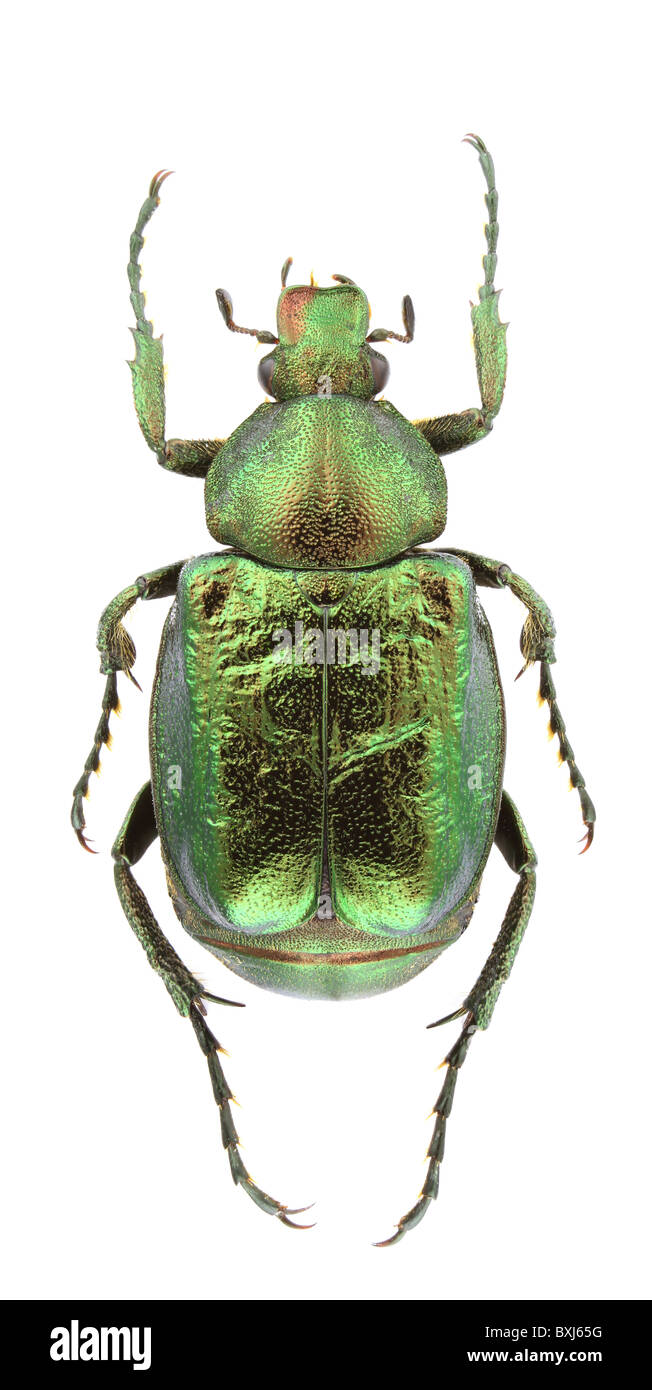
(376, 792, 536, 1246)
(111, 782, 313, 1228)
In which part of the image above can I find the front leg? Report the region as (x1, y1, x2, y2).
(446, 546, 596, 850)
(413, 135, 508, 456)
(128, 172, 223, 478)
(71, 560, 186, 849)
(414, 407, 491, 456)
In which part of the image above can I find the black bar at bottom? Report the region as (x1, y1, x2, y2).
(3, 1298, 647, 1375)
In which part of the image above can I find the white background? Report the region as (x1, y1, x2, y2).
(2, 0, 650, 1302)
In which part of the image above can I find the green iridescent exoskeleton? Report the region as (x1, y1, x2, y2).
(152, 550, 504, 999)
(72, 137, 595, 1243)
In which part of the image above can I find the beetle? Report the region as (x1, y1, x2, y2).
(72, 136, 595, 1244)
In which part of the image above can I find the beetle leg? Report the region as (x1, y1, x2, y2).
(444, 548, 596, 849)
(128, 172, 169, 461)
(375, 792, 536, 1247)
(71, 671, 120, 852)
(159, 438, 225, 478)
(127, 172, 224, 478)
(465, 133, 508, 425)
(412, 408, 493, 456)
(71, 579, 141, 851)
(412, 135, 507, 455)
(111, 783, 314, 1230)
(538, 661, 595, 852)
(112, 783, 215, 1012)
(189, 1009, 315, 1230)
(71, 561, 186, 850)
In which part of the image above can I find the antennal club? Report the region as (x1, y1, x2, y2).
(215, 289, 278, 345)
(367, 293, 415, 344)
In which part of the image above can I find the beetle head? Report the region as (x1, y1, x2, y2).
(257, 282, 385, 401)
(216, 272, 414, 402)
(257, 273, 414, 401)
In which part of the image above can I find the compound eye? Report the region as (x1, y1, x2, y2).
(370, 352, 389, 395)
(258, 355, 275, 394)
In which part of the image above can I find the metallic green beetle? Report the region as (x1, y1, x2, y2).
(72, 137, 595, 1244)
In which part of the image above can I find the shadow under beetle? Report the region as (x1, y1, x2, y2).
(72, 136, 595, 1244)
